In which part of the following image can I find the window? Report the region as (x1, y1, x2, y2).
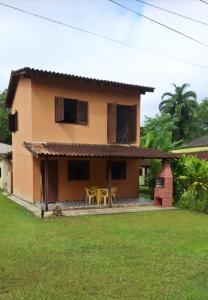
(55, 97, 88, 125)
(68, 160, 90, 180)
(8, 111, 18, 132)
(107, 103, 137, 144)
(0, 168, 1, 178)
(111, 161, 126, 180)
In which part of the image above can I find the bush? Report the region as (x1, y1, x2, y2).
(52, 205, 63, 217)
(178, 191, 208, 214)
(174, 156, 208, 214)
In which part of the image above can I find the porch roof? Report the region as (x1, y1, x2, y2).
(23, 142, 178, 159)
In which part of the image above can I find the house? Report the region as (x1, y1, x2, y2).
(0, 143, 12, 191)
(6, 67, 176, 208)
(173, 134, 208, 160)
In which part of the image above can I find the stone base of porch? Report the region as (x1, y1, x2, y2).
(45, 198, 152, 210)
(5, 192, 176, 217)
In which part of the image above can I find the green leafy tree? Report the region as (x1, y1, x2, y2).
(0, 90, 11, 144)
(190, 98, 208, 139)
(159, 83, 197, 141)
(141, 113, 182, 197)
(141, 113, 182, 151)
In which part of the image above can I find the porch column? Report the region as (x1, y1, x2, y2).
(45, 156, 48, 211)
(107, 158, 113, 207)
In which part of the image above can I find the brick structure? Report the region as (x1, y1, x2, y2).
(153, 162, 173, 208)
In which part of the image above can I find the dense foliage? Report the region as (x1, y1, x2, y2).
(0, 89, 11, 144)
(141, 83, 208, 206)
(175, 156, 208, 213)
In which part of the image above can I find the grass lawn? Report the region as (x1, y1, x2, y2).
(1, 193, 208, 299)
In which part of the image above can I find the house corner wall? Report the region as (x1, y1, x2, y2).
(12, 77, 34, 202)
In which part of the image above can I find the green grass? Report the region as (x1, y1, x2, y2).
(1, 193, 208, 299)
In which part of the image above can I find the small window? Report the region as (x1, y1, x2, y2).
(0, 168, 1, 178)
(55, 97, 88, 125)
(68, 160, 90, 180)
(8, 111, 18, 132)
(111, 161, 126, 180)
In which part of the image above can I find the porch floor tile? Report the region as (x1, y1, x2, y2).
(61, 205, 176, 217)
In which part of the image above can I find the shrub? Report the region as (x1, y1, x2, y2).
(175, 156, 208, 214)
(52, 205, 63, 217)
(178, 191, 208, 214)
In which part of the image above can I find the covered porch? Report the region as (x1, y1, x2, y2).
(23, 142, 177, 212)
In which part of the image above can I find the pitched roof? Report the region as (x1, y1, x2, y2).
(184, 135, 208, 148)
(23, 142, 178, 159)
(5, 67, 155, 108)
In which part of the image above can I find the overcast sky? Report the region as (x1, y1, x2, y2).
(0, 0, 208, 122)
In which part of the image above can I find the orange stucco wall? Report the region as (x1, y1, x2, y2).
(31, 78, 140, 145)
(11, 77, 34, 201)
(12, 76, 141, 203)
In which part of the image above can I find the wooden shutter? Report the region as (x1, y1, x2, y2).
(107, 103, 117, 144)
(55, 97, 64, 122)
(78, 101, 88, 125)
(8, 111, 18, 132)
(128, 104, 137, 144)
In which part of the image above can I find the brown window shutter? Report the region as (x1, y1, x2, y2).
(128, 104, 137, 144)
(55, 97, 64, 122)
(107, 103, 117, 144)
(78, 101, 88, 125)
(8, 111, 18, 132)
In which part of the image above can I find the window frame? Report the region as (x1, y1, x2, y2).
(107, 103, 137, 145)
(109, 160, 127, 180)
(55, 97, 88, 125)
(67, 160, 90, 181)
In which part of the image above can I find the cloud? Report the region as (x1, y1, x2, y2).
(0, 0, 207, 122)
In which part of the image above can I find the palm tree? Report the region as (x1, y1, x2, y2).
(159, 83, 197, 141)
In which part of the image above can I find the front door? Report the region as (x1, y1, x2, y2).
(41, 160, 58, 203)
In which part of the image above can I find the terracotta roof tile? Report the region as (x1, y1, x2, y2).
(6, 67, 154, 107)
(23, 142, 178, 159)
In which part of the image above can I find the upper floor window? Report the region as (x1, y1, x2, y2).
(107, 103, 137, 144)
(55, 97, 88, 125)
(8, 111, 18, 132)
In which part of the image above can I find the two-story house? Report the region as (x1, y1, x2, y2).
(6, 67, 174, 208)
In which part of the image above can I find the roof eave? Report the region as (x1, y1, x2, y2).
(6, 67, 154, 108)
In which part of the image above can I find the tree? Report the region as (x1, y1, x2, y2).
(159, 83, 197, 141)
(141, 113, 182, 197)
(193, 98, 208, 136)
(141, 113, 182, 151)
(0, 90, 11, 144)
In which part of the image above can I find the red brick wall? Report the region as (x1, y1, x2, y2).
(153, 163, 173, 208)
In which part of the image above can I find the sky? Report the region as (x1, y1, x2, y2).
(0, 0, 208, 123)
